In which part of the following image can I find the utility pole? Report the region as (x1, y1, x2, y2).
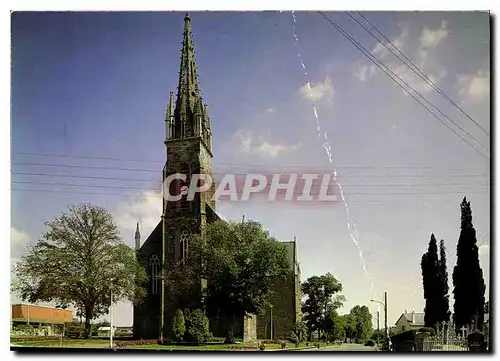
(377, 311, 380, 346)
(384, 292, 388, 342)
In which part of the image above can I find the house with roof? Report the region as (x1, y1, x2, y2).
(393, 310, 425, 334)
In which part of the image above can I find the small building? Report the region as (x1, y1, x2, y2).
(11, 304, 72, 336)
(393, 311, 425, 335)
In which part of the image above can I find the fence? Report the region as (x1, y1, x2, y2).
(422, 334, 468, 351)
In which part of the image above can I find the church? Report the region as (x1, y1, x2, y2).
(133, 13, 302, 342)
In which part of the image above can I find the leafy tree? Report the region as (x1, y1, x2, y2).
(349, 305, 373, 342)
(166, 220, 290, 343)
(331, 314, 346, 342)
(184, 308, 211, 344)
(421, 234, 440, 327)
(172, 309, 186, 341)
(11, 203, 147, 338)
(344, 314, 356, 340)
(301, 273, 344, 339)
(453, 197, 486, 332)
(324, 310, 346, 342)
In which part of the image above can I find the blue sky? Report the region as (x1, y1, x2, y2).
(11, 11, 490, 327)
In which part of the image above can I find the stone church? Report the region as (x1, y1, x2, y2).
(133, 13, 301, 341)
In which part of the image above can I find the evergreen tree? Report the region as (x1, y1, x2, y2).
(421, 234, 440, 328)
(437, 239, 451, 323)
(172, 309, 186, 341)
(452, 197, 486, 332)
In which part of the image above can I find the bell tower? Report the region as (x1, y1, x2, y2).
(161, 13, 215, 336)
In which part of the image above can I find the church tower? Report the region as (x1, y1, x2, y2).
(161, 12, 215, 336)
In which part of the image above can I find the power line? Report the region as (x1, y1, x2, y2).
(11, 162, 490, 177)
(11, 180, 489, 195)
(354, 11, 490, 136)
(10, 187, 483, 204)
(345, 11, 488, 151)
(11, 151, 491, 170)
(11, 171, 491, 186)
(318, 12, 488, 160)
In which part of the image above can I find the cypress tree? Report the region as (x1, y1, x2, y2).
(437, 239, 451, 323)
(452, 197, 486, 332)
(421, 234, 440, 328)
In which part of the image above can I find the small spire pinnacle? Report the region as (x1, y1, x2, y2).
(135, 222, 141, 251)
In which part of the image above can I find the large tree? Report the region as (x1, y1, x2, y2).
(11, 203, 147, 337)
(421, 234, 440, 328)
(301, 273, 344, 339)
(349, 305, 373, 342)
(166, 220, 290, 343)
(453, 197, 486, 332)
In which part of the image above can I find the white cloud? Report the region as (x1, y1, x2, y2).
(353, 21, 448, 95)
(114, 190, 162, 246)
(231, 129, 299, 159)
(11, 227, 30, 246)
(354, 64, 376, 82)
(419, 20, 449, 49)
(458, 69, 490, 102)
(299, 76, 334, 102)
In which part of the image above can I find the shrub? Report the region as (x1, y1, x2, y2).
(259, 343, 266, 351)
(184, 309, 210, 344)
(288, 331, 299, 344)
(116, 339, 160, 348)
(172, 309, 186, 342)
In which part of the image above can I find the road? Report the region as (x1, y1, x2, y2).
(302, 343, 378, 352)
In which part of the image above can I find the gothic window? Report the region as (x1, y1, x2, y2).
(179, 229, 190, 263)
(149, 255, 160, 295)
(167, 235, 175, 254)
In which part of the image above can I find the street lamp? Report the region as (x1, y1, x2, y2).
(109, 279, 114, 349)
(370, 292, 388, 349)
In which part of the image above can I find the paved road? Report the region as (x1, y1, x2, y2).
(303, 343, 377, 352)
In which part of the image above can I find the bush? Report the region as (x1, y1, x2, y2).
(288, 331, 299, 344)
(183, 309, 210, 344)
(116, 339, 161, 348)
(259, 343, 266, 351)
(172, 309, 186, 342)
(295, 322, 308, 342)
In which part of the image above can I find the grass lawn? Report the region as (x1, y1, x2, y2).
(11, 338, 314, 351)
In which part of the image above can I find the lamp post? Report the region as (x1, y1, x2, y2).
(270, 305, 274, 340)
(370, 292, 388, 347)
(109, 280, 114, 349)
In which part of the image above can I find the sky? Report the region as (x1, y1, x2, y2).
(11, 11, 490, 328)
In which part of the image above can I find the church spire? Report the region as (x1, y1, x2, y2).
(166, 14, 212, 152)
(135, 222, 141, 251)
(173, 12, 202, 138)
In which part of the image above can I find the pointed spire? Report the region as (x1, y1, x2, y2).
(175, 12, 201, 135)
(165, 91, 175, 140)
(135, 222, 141, 251)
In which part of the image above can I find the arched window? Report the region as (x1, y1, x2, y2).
(179, 229, 190, 263)
(149, 255, 160, 295)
